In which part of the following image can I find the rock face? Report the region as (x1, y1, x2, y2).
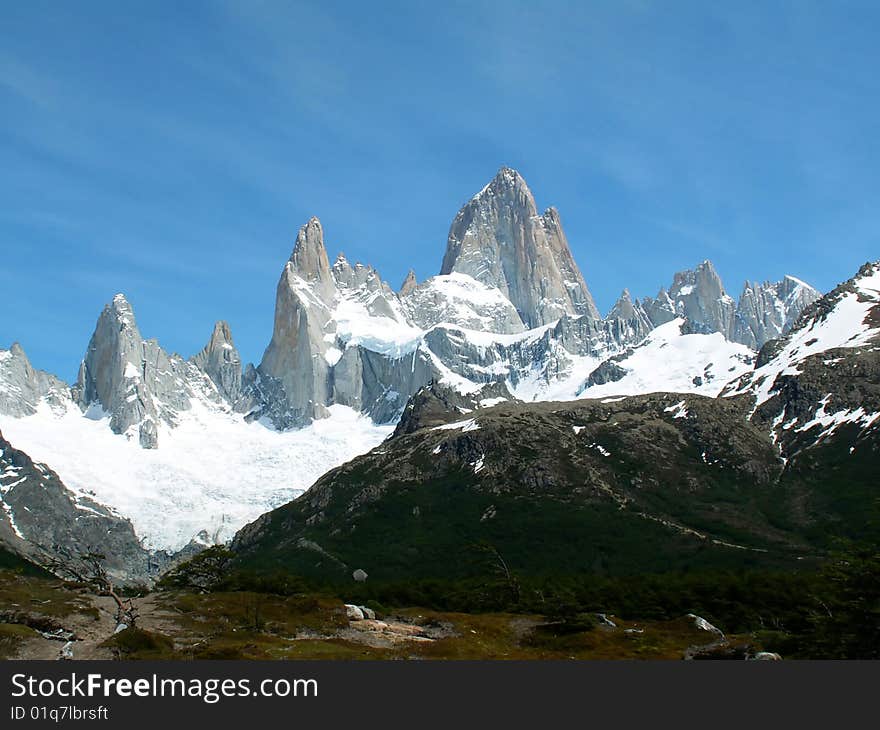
(254, 219, 423, 428)
(74, 294, 161, 448)
(0, 344, 71, 417)
(732, 276, 820, 350)
(4, 168, 822, 444)
(604, 289, 653, 345)
(258, 218, 335, 428)
(72, 294, 235, 448)
(0, 430, 150, 583)
(639, 263, 819, 350)
(399, 269, 417, 297)
(190, 321, 242, 405)
(440, 166, 600, 327)
(401, 273, 526, 334)
(642, 261, 735, 336)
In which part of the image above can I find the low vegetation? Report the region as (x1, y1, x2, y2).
(0, 540, 875, 660)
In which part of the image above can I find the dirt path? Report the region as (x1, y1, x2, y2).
(13, 593, 167, 661)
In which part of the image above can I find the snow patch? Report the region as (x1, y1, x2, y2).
(579, 320, 754, 400)
(432, 418, 480, 433)
(664, 400, 689, 419)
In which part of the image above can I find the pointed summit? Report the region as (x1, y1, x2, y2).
(609, 288, 634, 317)
(399, 269, 417, 297)
(75, 294, 160, 448)
(732, 274, 821, 349)
(440, 168, 600, 327)
(191, 321, 242, 405)
(468, 166, 535, 205)
(289, 217, 334, 300)
(259, 220, 339, 428)
(108, 293, 138, 328)
(607, 288, 652, 342)
(0, 341, 71, 418)
(209, 320, 235, 347)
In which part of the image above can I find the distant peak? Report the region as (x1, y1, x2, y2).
(496, 164, 520, 180)
(107, 293, 137, 326)
(289, 217, 332, 285)
(211, 320, 234, 346)
(471, 166, 533, 203)
(112, 292, 132, 310)
(696, 259, 717, 274)
(400, 269, 418, 296)
(783, 274, 816, 291)
(291, 217, 323, 255)
(492, 165, 525, 188)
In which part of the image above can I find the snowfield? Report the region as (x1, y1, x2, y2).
(578, 320, 755, 400)
(0, 402, 392, 552)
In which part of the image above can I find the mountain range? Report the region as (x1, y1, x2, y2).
(3, 166, 873, 583)
(234, 261, 880, 581)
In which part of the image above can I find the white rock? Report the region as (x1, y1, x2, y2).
(751, 651, 782, 661)
(687, 613, 724, 636)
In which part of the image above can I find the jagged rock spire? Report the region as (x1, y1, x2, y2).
(640, 260, 734, 337)
(440, 166, 600, 327)
(0, 342, 70, 417)
(606, 288, 653, 344)
(400, 269, 417, 297)
(609, 288, 636, 319)
(289, 217, 334, 301)
(732, 275, 820, 349)
(258, 218, 339, 427)
(74, 293, 160, 448)
(191, 321, 242, 404)
(637, 261, 818, 349)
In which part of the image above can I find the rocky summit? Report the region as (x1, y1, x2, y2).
(440, 166, 600, 327)
(0, 166, 854, 577)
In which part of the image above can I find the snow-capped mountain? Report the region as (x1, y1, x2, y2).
(72, 293, 233, 449)
(637, 260, 820, 346)
(0, 166, 825, 558)
(724, 261, 880, 456)
(641, 260, 736, 336)
(231, 262, 880, 585)
(732, 275, 820, 350)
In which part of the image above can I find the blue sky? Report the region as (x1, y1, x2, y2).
(2, 1, 879, 380)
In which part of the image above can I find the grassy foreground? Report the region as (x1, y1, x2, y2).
(0, 569, 767, 660)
